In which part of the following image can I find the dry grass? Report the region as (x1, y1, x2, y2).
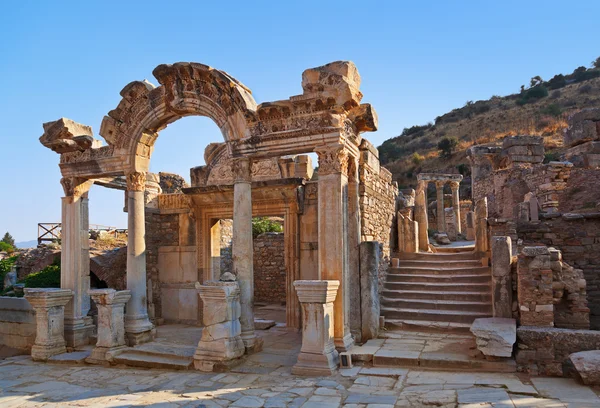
(384, 77, 600, 188)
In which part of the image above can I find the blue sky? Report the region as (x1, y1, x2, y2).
(0, 0, 598, 243)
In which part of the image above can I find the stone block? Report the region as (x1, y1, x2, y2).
(570, 350, 600, 385)
(492, 236, 512, 318)
(360, 242, 380, 342)
(471, 317, 516, 358)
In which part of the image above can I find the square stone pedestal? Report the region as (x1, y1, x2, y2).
(292, 280, 340, 376)
(64, 316, 94, 348)
(87, 289, 131, 364)
(193, 281, 245, 372)
(24, 288, 73, 361)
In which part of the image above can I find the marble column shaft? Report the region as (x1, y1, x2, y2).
(435, 181, 446, 232)
(316, 146, 353, 352)
(415, 180, 430, 251)
(450, 181, 462, 234)
(60, 177, 93, 347)
(346, 158, 362, 343)
(232, 158, 257, 352)
(125, 172, 154, 345)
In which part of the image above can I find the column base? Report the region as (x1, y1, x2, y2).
(241, 332, 263, 355)
(31, 343, 66, 361)
(125, 328, 156, 346)
(86, 345, 128, 365)
(334, 333, 355, 352)
(64, 316, 94, 348)
(292, 350, 339, 376)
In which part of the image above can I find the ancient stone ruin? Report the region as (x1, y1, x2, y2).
(2, 61, 600, 392)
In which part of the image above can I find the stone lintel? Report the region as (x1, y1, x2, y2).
(417, 173, 463, 182)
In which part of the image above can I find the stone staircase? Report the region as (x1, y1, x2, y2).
(381, 251, 492, 332)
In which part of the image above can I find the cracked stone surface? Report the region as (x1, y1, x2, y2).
(1, 354, 599, 407)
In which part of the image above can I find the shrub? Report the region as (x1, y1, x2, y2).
(593, 57, 600, 69)
(0, 256, 18, 291)
(540, 103, 562, 117)
(437, 137, 459, 158)
(547, 74, 566, 90)
(457, 163, 471, 176)
(411, 152, 425, 166)
(579, 84, 593, 94)
(252, 217, 283, 238)
(0, 242, 14, 253)
(550, 90, 561, 99)
(24, 260, 61, 288)
(378, 140, 403, 165)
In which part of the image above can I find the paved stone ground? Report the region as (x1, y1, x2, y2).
(1, 355, 600, 407)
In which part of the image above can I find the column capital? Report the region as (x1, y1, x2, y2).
(88, 289, 131, 306)
(232, 157, 252, 183)
(126, 171, 147, 192)
(435, 180, 446, 189)
(61, 177, 92, 198)
(449, 181, 460, 191)
(316, 146, 349, 176)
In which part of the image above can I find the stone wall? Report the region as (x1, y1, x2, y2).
(359, 140, 399, 288)
(517, 215, 600, 328)
(146, 210, 180, 321)
(253, 232, 286, 304)
(517, 326, 600, 376)
(219, 219, 233, 274)
(0, 297, 36, 352)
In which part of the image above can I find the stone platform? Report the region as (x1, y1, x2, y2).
(351, 330, 516, 373)
(2, 353, 599, 407)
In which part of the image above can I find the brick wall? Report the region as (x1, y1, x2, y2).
(253, 232, 286, 304)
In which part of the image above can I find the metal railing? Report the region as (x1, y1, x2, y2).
(37, 223, 127, 246)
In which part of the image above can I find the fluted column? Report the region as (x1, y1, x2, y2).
(450, 181, 461, 234)
(316, 146, 353, 352)
(435, 181, 446, 232)
(124, 171, 154, 346)
(232, 158, 258, 353)
(60, 177, 94, 347)
(415, 180, 430, 251)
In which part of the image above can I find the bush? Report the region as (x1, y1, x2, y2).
(437, 137, 459, 158)
(0, 256, 18, 291)
(547, 74, 566, 90)
(0, 242, 14, 253)
(540, 103, 562, 117)
(252, 217, 283, 238)
(411, 152, 425, 166)
(24, 260, 61, 288)
(579, 84, 593, 94)
(550, 90, 561, 99)
(517, 85, 549, 105)
(378, 140, 403, 165)
(457, 163, 471, 176)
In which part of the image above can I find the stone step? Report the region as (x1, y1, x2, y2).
(381, 297, 492, 313)
(372, 339, 516, 372)
(434, 246, 476, 254)
(113, 350, 193, 370)
(386, 273, 491, 284)
(397, 259, 483, 268)
(382, 289, 491, 302)
(389, 266, 491, 275)
(381, 306, 490, 324)
(383, 318, 472, 333)
(384, 281, 491, 293)
(399, 252, 480, 261)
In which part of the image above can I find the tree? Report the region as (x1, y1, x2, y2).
(530, 76, 543, 87)
(437, 137, 459, 158)
(1, 232, 15, 248)
(593, 56, 600, 69)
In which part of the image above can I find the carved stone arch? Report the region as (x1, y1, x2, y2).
(98, 62, 258, 173)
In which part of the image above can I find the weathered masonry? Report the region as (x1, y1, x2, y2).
(35, 61, 397, 372)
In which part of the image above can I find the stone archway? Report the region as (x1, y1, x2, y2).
(98, 63, 258, 174)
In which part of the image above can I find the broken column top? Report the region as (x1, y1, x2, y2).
(293, 280, 339, 304)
